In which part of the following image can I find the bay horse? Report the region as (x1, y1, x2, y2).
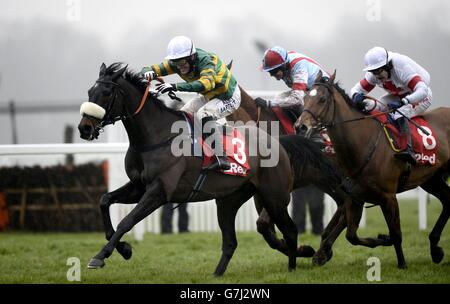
(296, 71, 450, 268)
(77, 63, 323, 275)
(227, 88, 356, 265)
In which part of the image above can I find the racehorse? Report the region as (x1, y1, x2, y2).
(296, 71, 450, 268)
(77, 63, 324, 275)
(227, 88, 356, 265)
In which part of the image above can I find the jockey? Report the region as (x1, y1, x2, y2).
(350, 46, 432, 165)
(141, 36, 241, 171)
(258, 46, 330, 113)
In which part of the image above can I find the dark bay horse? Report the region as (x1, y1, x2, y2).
(227, 88, 355, 265)
(78, 63, 323, 275)
(296, 71, 450, 268)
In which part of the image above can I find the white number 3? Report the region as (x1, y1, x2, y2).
(232, 138, 246, 165)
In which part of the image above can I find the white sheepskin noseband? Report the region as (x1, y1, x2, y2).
(80, 102, 106, 119)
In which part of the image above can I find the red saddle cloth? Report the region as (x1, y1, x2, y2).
(202, 128, 250, 176)
(271, 107, 296, 135)
(373, 112, 438, 165)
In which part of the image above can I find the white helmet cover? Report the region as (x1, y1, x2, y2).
(166, 36, 197, 60)
(363, 46, 392, 71)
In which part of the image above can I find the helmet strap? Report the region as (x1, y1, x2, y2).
(187, 53, 197, 73)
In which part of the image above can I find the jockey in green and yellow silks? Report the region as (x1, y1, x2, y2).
(141, 36, 241, 170)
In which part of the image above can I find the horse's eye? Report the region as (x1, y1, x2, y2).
(102, 90, 112, 97)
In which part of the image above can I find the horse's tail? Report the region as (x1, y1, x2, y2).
(279, 135, 345, 193)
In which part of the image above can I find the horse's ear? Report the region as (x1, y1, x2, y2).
(330, 70, 337, 83)
(112, 64, 128, 81)
(314, 70, 323, 83)
(227, 60, 233, 70)
(99, 63, 106, 76)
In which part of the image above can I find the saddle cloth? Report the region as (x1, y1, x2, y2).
(184, 113, 250, 176)
(271, 107, 296, 135)
(373, 111, 438, 165)
(270, 108, 336, 156)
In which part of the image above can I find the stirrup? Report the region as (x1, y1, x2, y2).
(206, 155, 231, 171)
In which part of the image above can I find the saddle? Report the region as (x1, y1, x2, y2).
(270, 105, 303, 135)
(372, 111, 438, 165)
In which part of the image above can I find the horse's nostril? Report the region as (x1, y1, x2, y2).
(78, 124, 92, 137)
(295, 124, 308, 136)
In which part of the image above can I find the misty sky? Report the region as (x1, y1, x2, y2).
(0, 0, 449, 144)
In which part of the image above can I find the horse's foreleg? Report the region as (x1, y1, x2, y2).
(420, 176, 450, 264)
(100, 181, 145, 260)
(88, 180, 166, 269)
(100, 182, 144, 239)
(256, 201, 315, 258)
(313, 203, 346, 266)
(345, 201, 389, 248)
(380, 197, 407, 269)
(213, 184, 254, 276)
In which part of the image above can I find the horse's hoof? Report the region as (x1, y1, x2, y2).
(117, 241, 133, 260)
(312, 252, 328, 266)
(297, 245, 316, 257)
(377, 234, 392, 246)
(87, 258, 105, 269)
(431, 246, 444, 264)
(398, 263, 408, 269)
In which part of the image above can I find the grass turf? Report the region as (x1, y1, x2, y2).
(0, 198, 449, 284)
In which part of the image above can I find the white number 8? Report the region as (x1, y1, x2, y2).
(417, 126, 436, 150)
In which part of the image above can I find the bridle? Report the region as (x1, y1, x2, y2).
(88, 78, 152, 136)
(302, 81, 336, 132)
(303, 79, 386, 180)
(85, 76, 184, 152)
(304, 80, 390, 131)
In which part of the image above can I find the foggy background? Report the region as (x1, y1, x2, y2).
(1, 0, 449, 145)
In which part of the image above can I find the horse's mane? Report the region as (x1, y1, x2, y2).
(104, 62, 184, 117)
(318, 76, 354, 107)
(278, 134, 343, 187)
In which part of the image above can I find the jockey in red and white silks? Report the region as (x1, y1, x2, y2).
(259, 46, 330, 109)
(350, 46, 432, 165)
(350, 47, 432, 120)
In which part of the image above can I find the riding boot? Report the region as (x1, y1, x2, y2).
(201, 117, 231, 171)
(395, 117, 417, 165)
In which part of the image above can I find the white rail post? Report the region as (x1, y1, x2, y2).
(418, 188, 428, 230)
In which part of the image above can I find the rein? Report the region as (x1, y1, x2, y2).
(308, 80, 388, 179)
(309, 82, 393, 130)
(91, 78, 182, 152)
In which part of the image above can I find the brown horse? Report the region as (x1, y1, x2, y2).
(227, 87, 355, 265)
(296, 71, 450, 268)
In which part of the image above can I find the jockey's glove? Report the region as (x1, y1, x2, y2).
(401, 97, 410, 105)
(254, 97, 270, 108)
(155, 82, 177, 94)
(352, 92, 365, 104)
(388, 100, 403, 110)
(140, 68, 157, 81)
(352, 93, 367, 111)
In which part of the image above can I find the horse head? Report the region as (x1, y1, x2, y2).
(295, 70, 338, 138)
(78, 63, 128, 140)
